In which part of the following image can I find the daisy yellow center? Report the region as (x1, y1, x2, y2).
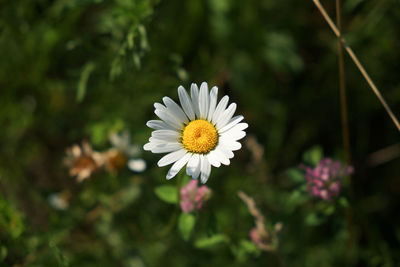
(181, 119, 218, 154)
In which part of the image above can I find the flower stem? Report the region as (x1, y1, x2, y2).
(332, 3, 357, 256)
(335, 0, 351, 164)
(158, 172, 185, 237)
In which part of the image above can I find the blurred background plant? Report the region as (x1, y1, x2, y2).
(1, 0, 400, 266)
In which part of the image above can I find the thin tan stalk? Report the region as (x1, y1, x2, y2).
(367, 143, 400, 166)
(335, 0, 351, 163)
(334, 3, 356, 254)
(312, 0, 400, 132)
(237, 191, 269, 240)
(238, 191, 283, 254)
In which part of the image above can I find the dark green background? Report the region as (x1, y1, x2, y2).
(0, 0, 399, 266)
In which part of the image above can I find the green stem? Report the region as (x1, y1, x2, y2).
(158, 172, 185, 237)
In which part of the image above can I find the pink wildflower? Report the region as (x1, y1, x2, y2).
(249, 227, 262, 246)
(180, 180, 211, 213)
(302, 158, 353, 200)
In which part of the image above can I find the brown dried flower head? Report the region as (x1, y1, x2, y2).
(102, 131, 145, 174)
(64, 141, 104, 182)
(102, 148, 128, 174)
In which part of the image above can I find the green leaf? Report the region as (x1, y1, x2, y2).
(177, 68, 189, 81)
(0, 246, 7, 261)
(239, 239, 259, 254)
(76, 62, 95, 103)
(127, 30, 135, 49)
(154, 185, 178, 204)
(339, 197, 349, 208)
(195, 234, 227, 249)
(286, 168, 304, 183)
(138, 24, 148, 50)
(0, 196, 24, 239)
(285, 190, 307, 212)
(263, 32, 304, 73)
(231, 239, 261, 262)
(323, 205, 335, 215)
(86, 119, 125, 146)
(132, 53, 141, 69)
(50, 241, 69, 267)
(110, 57, 122, 80)
(178, 213, 196, 241)
(302, 145, 323, 166)
(305, 213, 323, 226)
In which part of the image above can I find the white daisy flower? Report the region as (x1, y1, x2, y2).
(48, 191, 71, 211)
(105, 131, 147, 173)
(109, 131, 141, 157)
(144, 82, 247, 183)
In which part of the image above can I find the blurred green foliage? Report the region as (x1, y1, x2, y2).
(1, 0, 400, 266)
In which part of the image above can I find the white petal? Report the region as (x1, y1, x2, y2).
(144, 140, 165, 151)
(218, 144, 235, 159)
(221, 130, 246, 141)
(151, 129, 180, 141)
(198, 82, 209, 119)
(155, 102, 184, 125)
(109, 132, 121, 148)
(166, 153, 191, 179)
(128, 159, 147, 172)
(220, 123, 248, 140)
(148, 137, 169, 144)
(192, 162, 201, 179)
(186, 154, 200, 176)
(200, 155, 211, 183)
(178, 86, 195, 120)
(154, 104, 183, 130)
(146, 137, 181, 152)
(211, 95, 229, 124)
(216, 103, 237, 130)
(228, 122, 248, 132)
(163, 96, 188, 124)
(191, 83, 200, 118)
(120, 131, 130, 148)
(218, 115, 244, 133)
(157, 149, 186, 167)
(220, 140, 242, 151)
(146, 120, 170, 130)
(143, 142, 152, 151)
(207, 86, 218, 121)
(213, 147, 230, 165)
(109, 131, 131, 152)
(151, 142, 182, 153)
(207, 151, 221, 167)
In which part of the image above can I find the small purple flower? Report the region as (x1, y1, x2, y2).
(180, 180, 212, 213)
(302, 158, 353, 200)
